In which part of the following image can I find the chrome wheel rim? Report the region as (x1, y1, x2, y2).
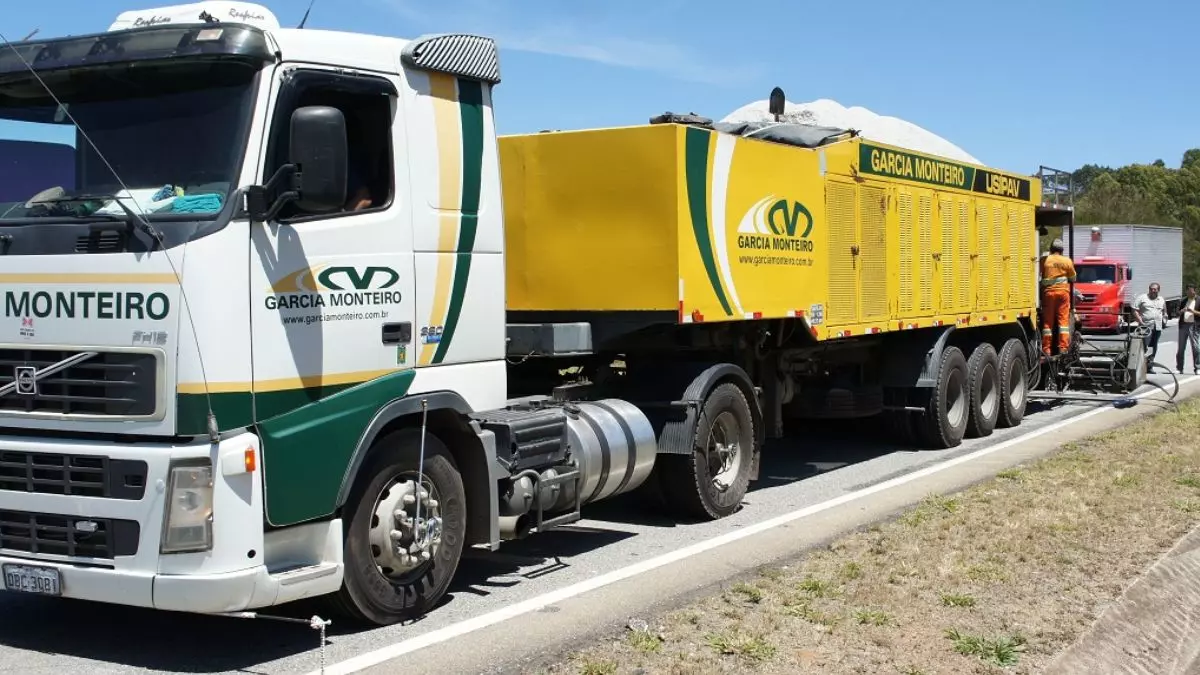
(704, 411, 744, 492)
(369, 474, 442, 581)
(980, 364, 999, 420)
(1008, 358, 1027, 409)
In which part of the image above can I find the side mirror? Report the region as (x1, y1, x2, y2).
(1126, 267, 1133, 280)
(290, 105, 347, 214)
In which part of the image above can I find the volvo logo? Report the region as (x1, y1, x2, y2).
(0, 352, 97, 400)
(14, 367, 36, 397)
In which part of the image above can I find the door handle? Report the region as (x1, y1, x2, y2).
(381, 322, 411, 345)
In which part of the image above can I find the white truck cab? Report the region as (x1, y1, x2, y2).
(0, 1, 523, 623)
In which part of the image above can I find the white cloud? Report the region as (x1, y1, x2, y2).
(377, 0, 758, 86)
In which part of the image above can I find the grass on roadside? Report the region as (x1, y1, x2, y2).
(543, 397, 1200, 675)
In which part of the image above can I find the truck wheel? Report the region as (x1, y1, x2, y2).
(996, 338, 1029, 429)
(965, 343, 1000, 438)
(915, 346, 969, 449)
(659, 382, 756, 520)
(328, 428, 466, 626)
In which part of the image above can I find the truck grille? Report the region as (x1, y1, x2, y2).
(1080, 293, 1098, 304)
(0, 452, 147, 500)
(0, 510, 139, 559)
(0, 349, 157, 417)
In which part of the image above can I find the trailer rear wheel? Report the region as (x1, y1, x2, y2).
(965, 343, 1000, 438)
(328, 428, 466, 626)
(996, 338, 1029, 429)
(659, 382, 756, 520)
(915, 346, 969, 449)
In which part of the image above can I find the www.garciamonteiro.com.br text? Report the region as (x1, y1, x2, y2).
(282, 309, 388, 325)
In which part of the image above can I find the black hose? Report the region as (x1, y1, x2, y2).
(1028, 322, 1185, 409)
(1141, 360, 1181, 407)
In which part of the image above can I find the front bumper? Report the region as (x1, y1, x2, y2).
(0, 556, 269, 612)
(0, 431, 281, 613)
(1077, 310, 1121, 332)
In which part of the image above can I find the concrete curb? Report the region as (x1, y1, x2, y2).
(1044, 522, 1200, 674)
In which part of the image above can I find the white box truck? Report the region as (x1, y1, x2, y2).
(1069, 224, 1184, 333)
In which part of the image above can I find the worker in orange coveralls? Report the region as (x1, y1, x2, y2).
(1040, 238, 1076, 355)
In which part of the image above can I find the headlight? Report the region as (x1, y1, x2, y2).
(161, 462, 213, 554)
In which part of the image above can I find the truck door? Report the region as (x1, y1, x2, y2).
(248, 68, 416, 526)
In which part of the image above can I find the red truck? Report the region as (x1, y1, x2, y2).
(1069, 224, 1184, 334)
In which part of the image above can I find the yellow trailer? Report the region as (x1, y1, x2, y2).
(499, 115, 1065, 457)
(501, 122, 1040, 342)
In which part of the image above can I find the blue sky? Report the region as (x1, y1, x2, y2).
(2, 0, 1197, 174)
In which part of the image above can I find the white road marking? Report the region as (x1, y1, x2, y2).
(310, 376, 1197, 675)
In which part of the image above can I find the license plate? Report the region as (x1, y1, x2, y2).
(2, 564, 61, 596)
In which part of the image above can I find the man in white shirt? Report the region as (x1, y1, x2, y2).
(1133, 282, 1167, 368)
(1177, 284, 1199, 374)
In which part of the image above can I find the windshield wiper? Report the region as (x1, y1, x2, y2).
(29, 194, 163, 246)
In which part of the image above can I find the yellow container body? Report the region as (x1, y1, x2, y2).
(499, 124, 1041, 341)
(500, 125, 681, 313)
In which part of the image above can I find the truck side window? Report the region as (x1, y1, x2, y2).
(263, 70, 397, 222)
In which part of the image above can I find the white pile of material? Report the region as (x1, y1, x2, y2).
(722, 98, 980, 165)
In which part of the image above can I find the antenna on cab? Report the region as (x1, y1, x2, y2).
(298, 0, 318, 28)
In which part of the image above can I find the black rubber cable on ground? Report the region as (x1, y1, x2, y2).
(1024, 322, 1184, 410)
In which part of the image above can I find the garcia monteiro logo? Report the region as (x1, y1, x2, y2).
(736, 196, 815, 253)
(265, 264, 402, 311)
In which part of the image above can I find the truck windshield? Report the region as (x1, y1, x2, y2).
(1076, 264, 1117, 284)
(0, 59, 257, 222)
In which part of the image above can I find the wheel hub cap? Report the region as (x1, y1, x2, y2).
(705, 411, 743, 492)
(370, 477, 442, 579)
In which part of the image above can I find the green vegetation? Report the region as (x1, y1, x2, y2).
(1045, 151, 1200, 284)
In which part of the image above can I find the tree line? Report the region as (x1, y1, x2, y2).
(1056, 149, 1200, 286)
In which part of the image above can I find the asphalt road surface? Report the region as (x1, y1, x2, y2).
(0, 329, 1193, 675)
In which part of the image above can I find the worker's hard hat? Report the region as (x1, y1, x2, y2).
(1050, 238, 1064, 251)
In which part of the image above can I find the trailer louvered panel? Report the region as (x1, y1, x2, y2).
(859, 185, 888, 321)
(898, 191, 915, 315)
(826, 180, 858, 325)
(991, 204, 1006, 308)
(957, 200, 972, 312)
(1019, 206, 1034, 307)
(939, 197, 955, 314)
(976, 202, 992, 310)
(918, 193, 934, 313)
(1007, 207, 1025, 307)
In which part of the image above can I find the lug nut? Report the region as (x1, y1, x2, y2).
(427, 499, 439, 509)
(402, 494, 416, 506)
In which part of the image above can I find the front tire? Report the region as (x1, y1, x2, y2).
(327, 428, 467, 626)
(659, 382, 756, 520)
